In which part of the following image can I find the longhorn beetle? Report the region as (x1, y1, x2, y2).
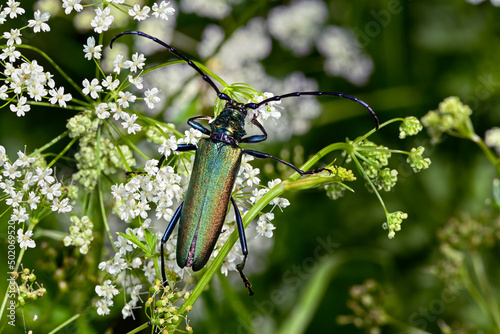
(111, 31, 379, 295)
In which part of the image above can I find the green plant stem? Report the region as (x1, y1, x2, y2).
(48, 314, 81, 334)
(47, 136, 78, 169)
(30, 130, 70, 158)
(277, 257, 341, 334)
(471, 134, 500, 176)
(107, 120, 149, 161)
(103, 121, 131, 171)
(125, 322, 150, 334)
(350, 152, 388, 214)
(96, 127, 118, 252)
(460, 263, 493, 328)
(470, 251, 500, 331)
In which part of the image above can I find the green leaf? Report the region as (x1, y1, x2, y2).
(118, 231, 150, 254)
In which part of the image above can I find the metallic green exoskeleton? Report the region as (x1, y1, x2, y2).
(111, 31, 379, 295)
(177, 112, 244, 270)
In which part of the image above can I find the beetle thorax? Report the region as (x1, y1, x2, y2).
(210, 103, 247, 144)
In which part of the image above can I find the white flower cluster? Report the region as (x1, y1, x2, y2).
(0, 3, 72, 116)
(268, 0, 373, 85)
(316, 26, 374, 86)
(80, 37, 163, 131)
(0, 145, 74, 249)
(96, 223, 151, 317)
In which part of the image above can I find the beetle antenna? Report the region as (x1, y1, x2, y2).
(244, 91, 379, 129)
(110, 31, 231, 102)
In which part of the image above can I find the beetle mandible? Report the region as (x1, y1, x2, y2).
(111, 31, 379, 295)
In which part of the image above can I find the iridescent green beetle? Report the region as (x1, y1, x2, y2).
(111, 31, 379, 295)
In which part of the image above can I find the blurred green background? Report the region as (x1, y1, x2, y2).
(1, 0, 500, 333)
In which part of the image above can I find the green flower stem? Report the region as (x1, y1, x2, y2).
(16, 44, 90, 103)
(30, 130, 70, 158)
(351, 152, 388, 215)
(104, 121, 131, 171)
(353, 118, 400, 144)
(125, 322, 150, 334)
(107, 120, 149, 161)
(471, 134, 500, 176)
(96, 126, 118, 252)
(460, 263, 493, 329)
(0, 205, 12, 220)
(47, 314, 81, 334)
(137, 114, 184, 138)
(277, 257, 342, 334)
(27, 100, 89, 110)
(33, 229, 67, 240)
(470, 251, 500, 331)
(217, 271, 253, 334)
(46, 136, 78, 169)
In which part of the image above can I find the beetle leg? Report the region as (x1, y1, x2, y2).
(240, 117, 267, 144)
(188, 115, 213, 135)
(231, 196, 254, 296)
(242, 149, 328, 175)
(161, 202, 184, 286)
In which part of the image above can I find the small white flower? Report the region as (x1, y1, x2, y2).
(51, 197, 73, 213)
(124, 52, 146, 73)
(49, 87, 72, 107)
(3, 29, 22, 46)
(101, 75, 119, 91)
(96, 298, 113, 316)
(4, 0, 25, 19)
(121, 113, 142, 134)
(178, 128, 202, 145)
(17, 229, 36, 249)
(82, 78, 102, 99)
(113, 54, 125, 74)
(95, 103, 110, 119)
(249, 92, 282, 121)
(244, 168, 260, 186)
(3, 162, 21, 179)
(91, 7, 114, 34)
(1, 46, 21, 63)
(144, 87, 160, 109)
(0, 85, 8, 100)
(11, 207, 29, 223)
(128, 4, 150, 21)
(28, 10, 51, 33)
(117, 91, 136, 108)
(158, 136, 178, 157)
(83, 36, 102, 60)
(152, 1, 176, 20)
(27, 192, 40, 210)
(10, 96, 30, 117)
(95, 279, 120, 299)
(128, 75, 143, 89)
(14, 150, 35, 168)
(6, 190, 23, 207)
(35, 167, 55, 186)
(41, 182, 62, 200)
(256, 213, 276, 238)
(62, 0, 83, 14)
